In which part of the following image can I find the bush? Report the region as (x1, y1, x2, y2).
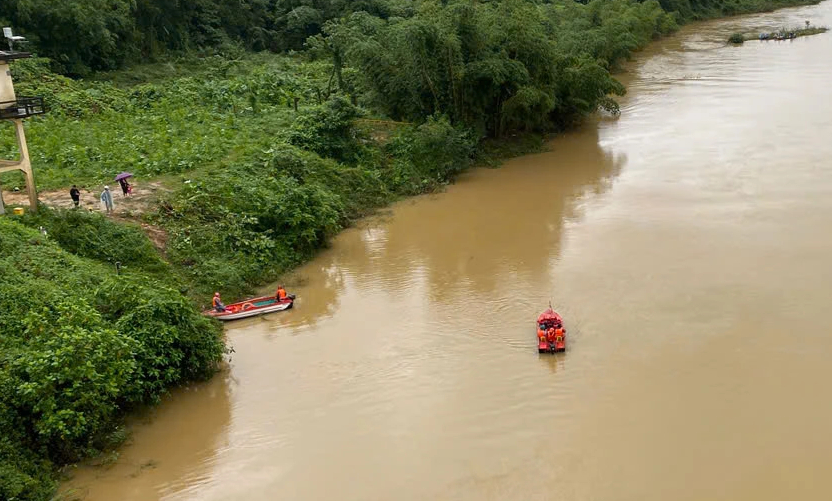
(5, 299, 135, 462)
(0, 434, 55, 501)
(161, 160, 346, 296)
(0, 218, 224, 498)
(728, 33, 746, 43)
(98, 278, 225, 405)
(19, 209, 168, 274)
(288, 96, 367, 163)
(385, 116, 475, 194)
(264, 145, 391, 215)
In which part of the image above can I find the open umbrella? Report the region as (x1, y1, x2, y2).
(114, 172, 133, 181)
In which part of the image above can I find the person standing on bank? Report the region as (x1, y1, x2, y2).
(69, 185, 80, 207)
(100, 186, 114, 214)
(118, 177, 130, 197)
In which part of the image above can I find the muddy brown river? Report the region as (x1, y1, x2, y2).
(63, 3, 832, 500)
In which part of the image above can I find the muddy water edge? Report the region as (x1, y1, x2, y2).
(62, 3, 832, 500)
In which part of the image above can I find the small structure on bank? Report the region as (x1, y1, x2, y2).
(0, 27, 45, 214)
(729, 23, 829, 44)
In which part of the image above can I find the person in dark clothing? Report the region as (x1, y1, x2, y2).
(69, 185, 81, 207)
(118, 178, 130, 196)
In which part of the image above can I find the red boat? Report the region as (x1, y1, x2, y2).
(537, 307, 566, 353)
(204, 294, 295, 321)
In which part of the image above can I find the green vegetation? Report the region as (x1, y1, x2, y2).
(729, 32, 747, 43)
(159, 109, 474, 297)
(0, 215, 224, 501)
(1, 0, 680, 188)
(0, 0, 824, 497)
(19, 209, 169, 276)
(3, 0, 686, 299)
(2, 0, 819, 76)
(0, 55, 332, 189)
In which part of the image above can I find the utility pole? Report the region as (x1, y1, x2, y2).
(0, 27, 46, 213)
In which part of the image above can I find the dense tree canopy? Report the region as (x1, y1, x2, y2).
(4, 0, 806, 74)
(2, 0, 410, 74)
(5, 0, 808, 131)
(337, 0, 653, 135)
(306, 0, 674, 135)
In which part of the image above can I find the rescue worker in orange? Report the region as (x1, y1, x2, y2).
(275, 285, 288, 301)
(212, 292, 226, 312)
(546, 327, 556, 343)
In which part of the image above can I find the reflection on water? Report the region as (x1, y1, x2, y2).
(64, 2, 832, 499)
(62, 375, 231, 500)
(281, 124, 623, 324)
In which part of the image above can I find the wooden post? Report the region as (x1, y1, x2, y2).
(15, 120, 37, 212)
(0, 119, 37, 212)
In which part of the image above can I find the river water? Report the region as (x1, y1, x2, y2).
(64, 3, 832, 500)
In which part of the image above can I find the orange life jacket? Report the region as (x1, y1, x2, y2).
(277, 288, 287, 300)
(212, 296, 221, 308)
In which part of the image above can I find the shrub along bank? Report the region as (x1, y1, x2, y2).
(0, 217, 225, 501)
(159, 108, 475, 298)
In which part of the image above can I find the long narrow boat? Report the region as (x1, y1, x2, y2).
(204, 294, 294, 321)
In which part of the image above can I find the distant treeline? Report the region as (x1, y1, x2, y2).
(3, 0, 819, 137)
(2, 0, 408, 75)
(2, 0, 818, 76)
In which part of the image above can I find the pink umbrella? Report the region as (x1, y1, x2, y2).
(114, 172, 133, 181)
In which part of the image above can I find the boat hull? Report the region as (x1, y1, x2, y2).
(536, 307, 566, 353)
(205, 295, 294, 321)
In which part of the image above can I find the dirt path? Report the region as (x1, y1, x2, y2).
(2, 181, 169, 215)
(2, 181, 172, 249)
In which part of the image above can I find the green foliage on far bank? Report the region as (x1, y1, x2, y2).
(657, 0, 819, 19)
(3, 0, 819, 76)
(338, 0, 675, 135)
(3, 0, 416, 76)
(0, 216, 225, 501)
